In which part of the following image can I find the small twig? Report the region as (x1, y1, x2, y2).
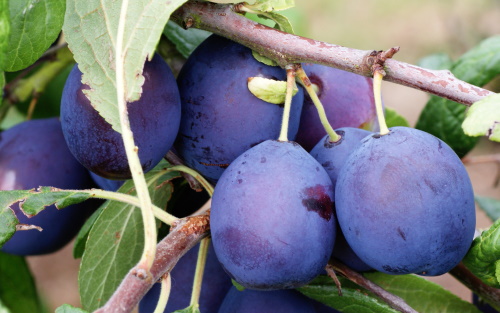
(325, 264, 342, 296)
(26, 93, 40, 120)
(331, 260, 418, 313)
(165, 151, 203, 192)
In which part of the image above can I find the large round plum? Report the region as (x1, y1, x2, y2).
(0, 118, 96, 255)
(61, 54, 181, 179)
(174, 35, 304, 183)
(218, 287, 318, 313)
(335, 127, 475, 276)
(211, 140, 335, 290)
(139, 242, 232, 313)
(295, 64, 375, 151)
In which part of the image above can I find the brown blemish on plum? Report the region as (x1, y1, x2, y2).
(302, 185, 333, 221)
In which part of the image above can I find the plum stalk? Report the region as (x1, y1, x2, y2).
(278, 65, 298, 142)
(153, 274, 171, 313)
(373, 70, 390, 135)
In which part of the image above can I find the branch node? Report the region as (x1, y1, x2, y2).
(233, 3, 246, 14)
(183, 16, 194, 29)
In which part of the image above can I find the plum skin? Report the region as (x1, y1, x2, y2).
(211, 140, 335, 290)
(138, 242, 232, 313)
(0, 118, 96, 256)
(335, 126, 475, 276)
(295, 63, 376, 151)
(174, 35, 304, 183)
(60, 54, 181, 180)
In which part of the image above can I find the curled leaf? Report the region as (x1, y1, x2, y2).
(247, 76, 297, 104)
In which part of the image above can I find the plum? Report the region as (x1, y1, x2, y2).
(310, 127, 372, 271)
(60, 54, 181, 180)
(0, 118, 96, 255)
(295, 64, 376, 151)
(89, 172, 125, 192)
(335, 127, 475, 276)
(217, 287, 318, 313)
(211, 140, 335, 290)
(174, 35, 304, 183)
(139, 242, 232, 313)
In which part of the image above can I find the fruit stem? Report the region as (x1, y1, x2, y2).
(189, 238, 210, 309)
(153, 274, 171, 313)
(295, 65, 340, 142)
(278, 65, 297, 142)
(169, 165, 214, 197)
(115, 0, 156, 272)
(373, 70, 390, 135)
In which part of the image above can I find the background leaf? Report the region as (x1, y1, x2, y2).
(463, 218, 500, 288)
(0, 0, 9, 70)
(462, 93, 500, 142)
(54, 304, 88, 313)
(385, 107, 409, 128)
(2, 0, 65, 71)
(297, 276, 400, 313)
(163, 21, 211, 59)
(475, 196, 500, 222)
(78, 163, 179, 311)
(72, 206, 104, 259)
(418, 53, 453, 71)
(0, 252, 43, 313)
(416, 36, 500, 157)
(364, 272, 481, 313)
(63, 0, 188, 133)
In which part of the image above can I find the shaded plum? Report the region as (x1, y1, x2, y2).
(166, 181, 210, 218)
(139, 242, 232, 313)
(174, 35, 304, 183)
(335, 127, 475, 276)
(89, 172, 125, 192)
(218, 287, 318, 313)
(310, 127, 372, 271)
(61, 54, 181, 179)
(295, 64, 376, 151)
(211, 140, 335, 290)
(0, 118, 96, 255)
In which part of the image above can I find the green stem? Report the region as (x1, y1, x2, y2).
(115, 0, 157, 272)
(296, 66, 340, 142)
(278, 65, 296, 142)
(189, 238, 210, 308)
(153, 275, 172, 313)
(373, 71, 390, 135)
(169, 165, 214, 197)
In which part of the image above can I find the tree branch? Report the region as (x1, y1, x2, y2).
(171, 1, 494, 106)
(94, 213, 210, 313)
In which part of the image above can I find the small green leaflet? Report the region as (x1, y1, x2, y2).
(2, 0, 65, 72)
(0, 252, 43, 313)
(364, 272, 481, 313)
(385, 107, 409, 128)
(475, 196, 500, 222)
(462, 93, 500, 142)
(246, 0, 295, 12)
(251, 50, 278, 66)
(297, 276, 399, 313)
(248, 76, 298, 104)
(55, 304, 88, 313)
(173, 305, 201, 313)
(463, 218, 500, 288)
(63, 0, 188, 133)
(79, 163, 179, 311)
(0, 0, 9, 70)
(163, 21, 211, 59)
(255, 12, 294, 34)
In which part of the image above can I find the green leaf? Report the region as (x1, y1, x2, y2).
(79, 163, 180, 311)
(416, 96, 479, 158)
(385, 107, 409, 128)
(247, 0, 295, 12)
(463, 218, 500, 288)
(231, 279, 246, 291)
(364, 272, 481, 313)
(63, 0, 187, 134)
(163, 21, 211, 59)
(73, 206, 104, 259)
(0, 207, 17, 248)
(0, 251, 43, 313)
(251, 50, 278, 66)
(3, 0, 65, 71)
(462, 93, 500, 142)
(55, 304, 88, 313)
(256, 12, 294, 34)
(418, 53, 453, 71)
(297, 276, 399, 313)
(173, 305, 201, 313)
(0, 72, 5, 98)
(247, 76, 297, 104)
(0, 0, 9, 70)
(475, 195, 500, 222)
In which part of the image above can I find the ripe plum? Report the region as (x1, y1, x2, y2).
(174, 35, 304, 183)
(335, 127, 475, 275)
(60, 54, 181, 179)
(211, 140, 335, 290)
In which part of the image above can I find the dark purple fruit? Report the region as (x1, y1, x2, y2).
(0, 118, 96, 255)
(295, 64, 376, 151)
(335, 127, 475, 275)
(61, 54, 181, 179)
(174, 35, 304, 183)
(211, 140, 335, 290)
(139, 242, 232, 313)
(89, 172, 125, 192)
